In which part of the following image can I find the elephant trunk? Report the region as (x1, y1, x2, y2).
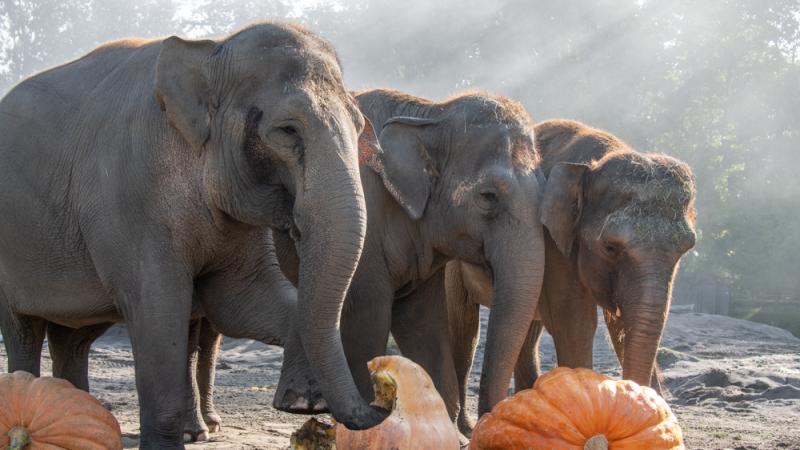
(478, 213, 545, 415)
(292, 138, 372, 428)
(620, 260, 674, 388)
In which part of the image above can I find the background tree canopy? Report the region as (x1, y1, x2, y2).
(1, 0, 798, 329)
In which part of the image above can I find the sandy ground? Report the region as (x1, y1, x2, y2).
(2, 309, 799, 449)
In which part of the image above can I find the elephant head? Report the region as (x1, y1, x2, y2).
(154, 23, 378, 427)
(540, 140, 697, 388)
(360, 91, 546, 415)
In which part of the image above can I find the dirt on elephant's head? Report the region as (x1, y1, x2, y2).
(595, 151, 697, 247)
(442, 91, 540, 172)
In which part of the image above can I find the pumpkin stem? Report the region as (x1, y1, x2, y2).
(584, 434, 609, 450)
(7, 426, 32, 450)
(370, 370, 397, 412)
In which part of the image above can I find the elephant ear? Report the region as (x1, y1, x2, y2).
(540, 162, 589, 257)
(374, 116, 438, 220)
(358, 116, 382, 166)
(155, 36, 218, 151)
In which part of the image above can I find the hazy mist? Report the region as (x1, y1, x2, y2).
(1, 0, 798, 328)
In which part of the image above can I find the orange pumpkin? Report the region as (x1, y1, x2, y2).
(291, 355, 460, 450)
(470, 367, 684, 450)
(0, 371, 123, 450)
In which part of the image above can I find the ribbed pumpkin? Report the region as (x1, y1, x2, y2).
(290, 355, 460, 450)
(470, 367, 684, 450)
(0, 371, 123, 450)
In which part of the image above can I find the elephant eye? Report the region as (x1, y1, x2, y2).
(602, 241, 622, 258)
(278, 125, 298, 137)
(477, 189, 500, 215)
(480, 191, 498, 204)
(268, 124, 302, 149)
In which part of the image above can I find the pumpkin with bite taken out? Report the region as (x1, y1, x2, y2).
(291, 355, 460, 450)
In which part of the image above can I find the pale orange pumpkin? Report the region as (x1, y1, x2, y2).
(0, 371, 123, 450)
(290, 355, 460, 450)
(470, 367, 684, 450)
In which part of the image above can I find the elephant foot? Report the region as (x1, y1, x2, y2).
(457, 414, 475, 438)
(203, 411, 222, 433)
(274, 349, 330, 413)
(184, 410, 211, 442)
(458, 432, 471, 449)
(273, 385, 329, 414)
(183, 429, 210, 443)
(273, 346, 387, 427)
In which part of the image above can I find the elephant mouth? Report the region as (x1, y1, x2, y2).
(584, 269, 616, 311)
(595, 292, 618, 312)
(271, 184, 300, 240)
(262, 184, 296, 232)
(289, 220, 302, 241)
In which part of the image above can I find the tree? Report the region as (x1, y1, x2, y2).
(1, 0, 797, 303)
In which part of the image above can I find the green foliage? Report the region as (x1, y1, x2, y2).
(0, 0, 797, 303)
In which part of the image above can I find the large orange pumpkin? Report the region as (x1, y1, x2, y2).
(291, 355, 460, 450)
(470, 367, 684, 450)
(0, 371, 123, 450)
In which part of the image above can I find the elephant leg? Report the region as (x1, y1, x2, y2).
(450, 302, 480, 436)
(0, 298, 46, 376)
(130, 312, 192, 450)
(197, 318, 222, 432)
(539, 291, 596, 370)
(553, 312, 596, 369)
(513, 320, 544, 392)
(196, 238, 318, 412)
(445, 263, 482, 437)
(391, 270, 460, 423)
(274, 322, 329, 413)
(603, 309, 664, 394)
(200, 269, 309, 410)
(121, 276, 193, 449)
(339, 277, 395, 403)
(47, 322, 112, 391)
(183, 319, 209, 443)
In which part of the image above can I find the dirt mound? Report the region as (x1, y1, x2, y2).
(668, 362, 800, 404)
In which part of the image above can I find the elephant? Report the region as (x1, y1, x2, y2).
(184, 317, 224, 440)
(0, 22, 383, 449)
(444, 119, 697, 435)
(178, 88, 547, 439)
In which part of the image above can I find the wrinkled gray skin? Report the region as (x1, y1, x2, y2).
(298, 88, 546, 429)
(179, 88, 546, 439)
(446, 119, 697, 435)
(0, 22, 382, 449)
(184, 318, 223, 441)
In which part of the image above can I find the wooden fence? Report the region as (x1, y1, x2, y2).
(671, 271, 732, 315)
